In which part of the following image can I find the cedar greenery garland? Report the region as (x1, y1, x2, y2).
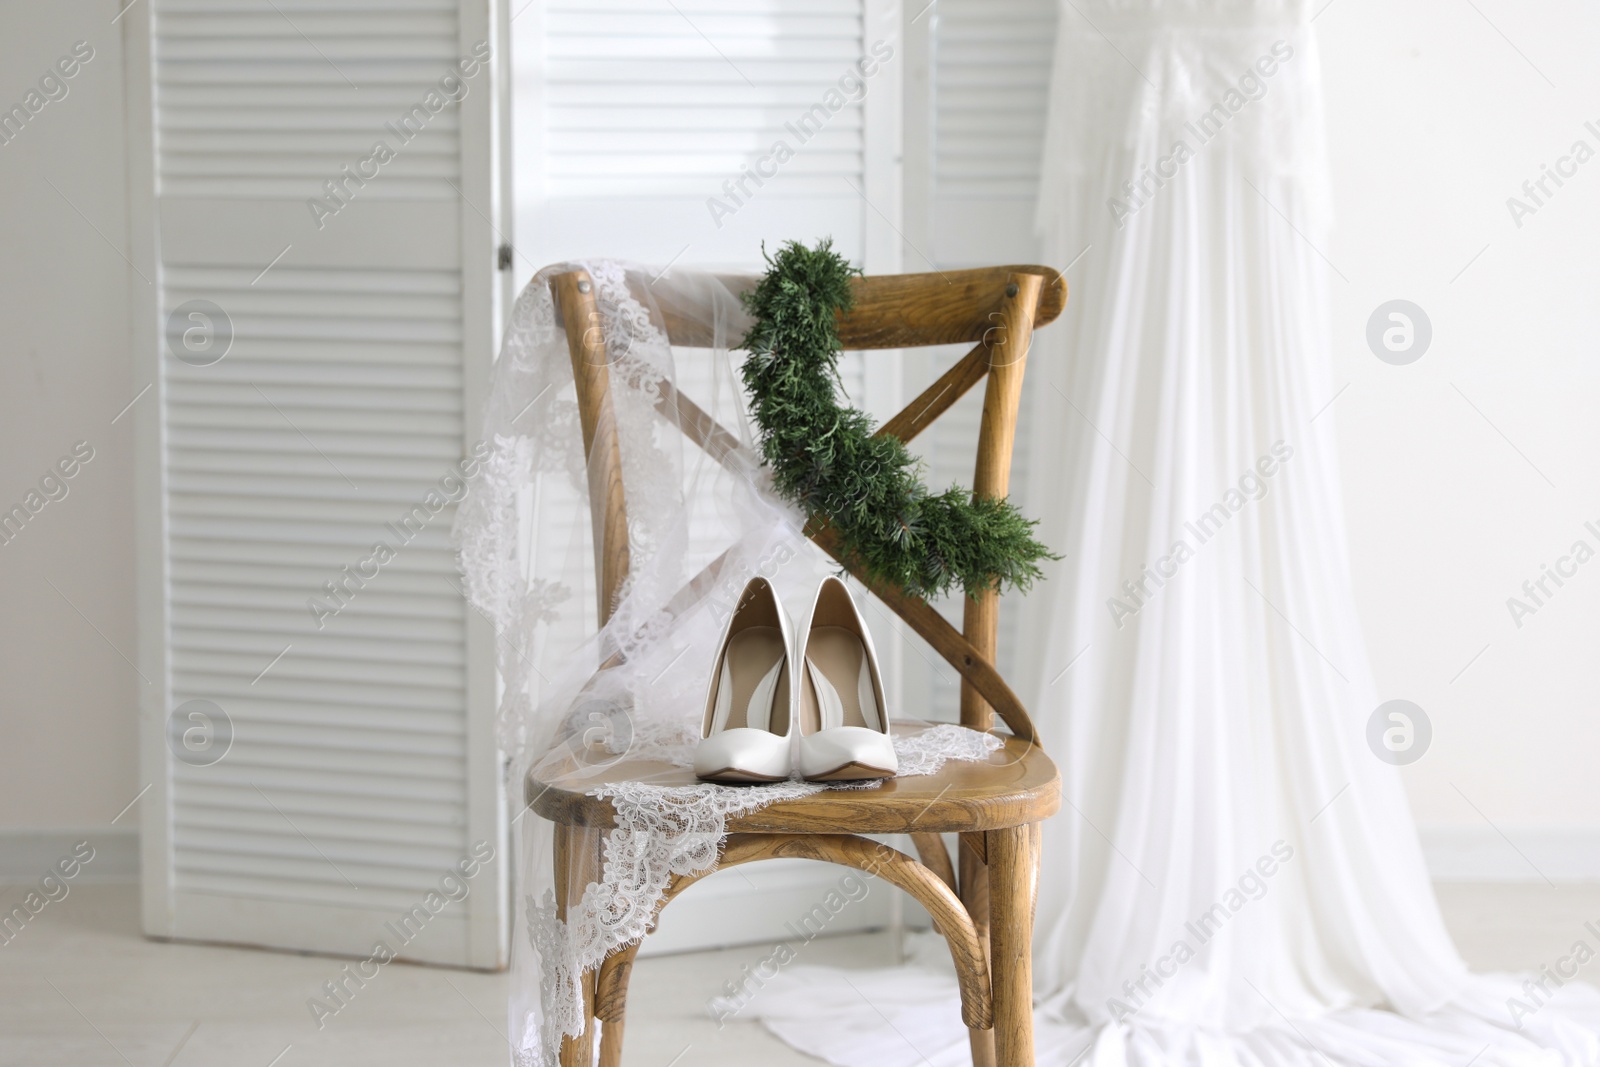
(738, 239, 1054, 600)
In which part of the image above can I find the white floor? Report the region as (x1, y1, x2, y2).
(2, 882, 1597, 1066)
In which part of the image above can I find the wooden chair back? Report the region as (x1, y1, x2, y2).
(548, 265, 1066, 742)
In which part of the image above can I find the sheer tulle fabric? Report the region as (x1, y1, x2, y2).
(453, 263, 1007, 1065)
(739, 3, 1600, 1065)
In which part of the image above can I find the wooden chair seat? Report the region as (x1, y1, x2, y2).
(529, 721, 1060, 836)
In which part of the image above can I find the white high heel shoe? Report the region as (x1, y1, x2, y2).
(693, 577, 794, 782)
(796, 576, 897, 781)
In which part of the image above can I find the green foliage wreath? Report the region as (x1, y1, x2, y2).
(738, 239, 1055, 600)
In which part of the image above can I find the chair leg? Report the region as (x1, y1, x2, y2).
(988, 825, 1038, 1067)
(597, 1015, 624, 1067)
(595, 945, 639, 1067)
(959, 831, 996, 1067)
(555, 824, 599, 1067)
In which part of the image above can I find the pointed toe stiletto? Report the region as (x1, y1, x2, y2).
(797, 576, 897, 782)
(694, 577, 794, 783)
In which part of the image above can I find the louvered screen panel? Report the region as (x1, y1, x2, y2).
(165, 265, 469, 911)
(521, 0, 875, 606)
(135, 0, 503, 967)
(512, 0, 902, 954)
(156, 5, 465, 199)
(521, 0, 882, 265)
(917, 0, 1056, 714)
(931, 0, 1056, 262)
(540, 0, 864, 197)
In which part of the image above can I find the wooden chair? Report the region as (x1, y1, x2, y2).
(531, 264, 1066, 1067)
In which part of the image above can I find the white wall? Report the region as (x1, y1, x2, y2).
(0, 0, 140, 844)
(1319, 0, 1600, 862)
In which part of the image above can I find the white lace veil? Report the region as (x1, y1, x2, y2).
(453, 261, 788, 1064)
(453, 262, 1004, 1065)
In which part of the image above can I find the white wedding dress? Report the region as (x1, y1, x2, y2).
(741, 2, 1600, 1064)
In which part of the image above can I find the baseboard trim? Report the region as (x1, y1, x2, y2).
(3, 825, 1593, 933)
(1420, 826, 1600, 883)
(0, 827, 139, 885)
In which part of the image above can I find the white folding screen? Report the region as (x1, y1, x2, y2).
(115, 0, 1060, 963)
(513, 0, 903, 275)
(508, 0, 907, 953)
(128, 0, 507, 967)
(923, 0, 1057, 265)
